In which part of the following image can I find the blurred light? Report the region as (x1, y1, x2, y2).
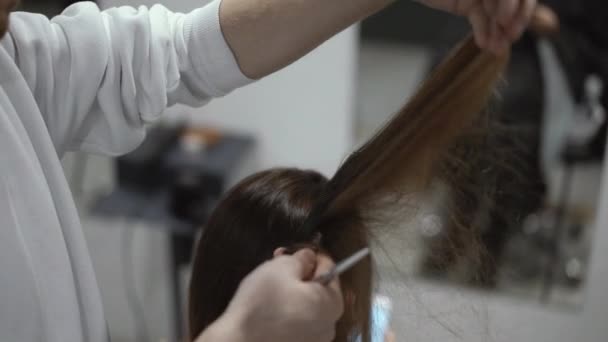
(523, 213, 541, 235)
(419, 214, 442, 237)
(565, 258, 584, 280)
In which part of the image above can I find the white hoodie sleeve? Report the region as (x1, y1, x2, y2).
(4, 0, 251, 156)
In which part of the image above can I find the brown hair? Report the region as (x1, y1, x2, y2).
(188, 36, 509, 341)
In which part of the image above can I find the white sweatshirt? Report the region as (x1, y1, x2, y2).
(0, 1, 250, 341)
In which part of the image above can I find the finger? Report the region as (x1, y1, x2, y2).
(482, 0, 498, 18)
(319, 328, 337, 342)
(313, 254, 344, 319)
(489, 23, 510, 55)
(487, 20, 500, 53)
(385, 330, 396, 342)
(496, 0, 519, 26)
(468, 4, 490, 50)
(485, 0, 511, 55)
(507, 0, 537, 40)
(312, 253, 336, 278)
(290, 248, 317, 280)
(452, 0, 476, 16)
(273, 247, 288, 258)
(530, 3, 560, 36)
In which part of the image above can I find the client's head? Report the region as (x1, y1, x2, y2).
(189, 168, 372, 341)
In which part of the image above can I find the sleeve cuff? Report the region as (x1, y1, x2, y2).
(182, 0, 253, 97)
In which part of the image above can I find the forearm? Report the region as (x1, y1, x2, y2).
(219, 0, 393, 79)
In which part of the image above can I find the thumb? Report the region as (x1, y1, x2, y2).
(288, 248, 317, 280)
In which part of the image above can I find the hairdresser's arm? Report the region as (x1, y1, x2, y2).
(196, 250, 343, 342)
(219, 0, 391, 79)
(220, 0, 537, 79)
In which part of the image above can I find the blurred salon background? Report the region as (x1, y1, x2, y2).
(19, 0, 608, 341)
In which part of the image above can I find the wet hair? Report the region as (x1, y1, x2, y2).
(189, 36, 509, 341)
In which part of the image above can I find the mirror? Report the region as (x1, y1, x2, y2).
(358, 3, 606, 309)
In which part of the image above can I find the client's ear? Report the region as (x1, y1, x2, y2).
(273, 247, 288, 258)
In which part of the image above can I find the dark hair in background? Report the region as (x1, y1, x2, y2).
(189, 36, 510, 342)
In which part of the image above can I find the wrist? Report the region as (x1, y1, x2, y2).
(196, 312, 247, 342)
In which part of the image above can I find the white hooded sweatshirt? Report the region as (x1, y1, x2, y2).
(0, 1, 250, 341)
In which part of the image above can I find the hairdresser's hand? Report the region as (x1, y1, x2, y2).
(418, 0, 537, 55)
(197, 249, 344, 342)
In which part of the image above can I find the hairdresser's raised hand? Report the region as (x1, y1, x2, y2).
(198, 249, 344, 342)
(419, 0, 537, 55)
(529, 3, 559, 36)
